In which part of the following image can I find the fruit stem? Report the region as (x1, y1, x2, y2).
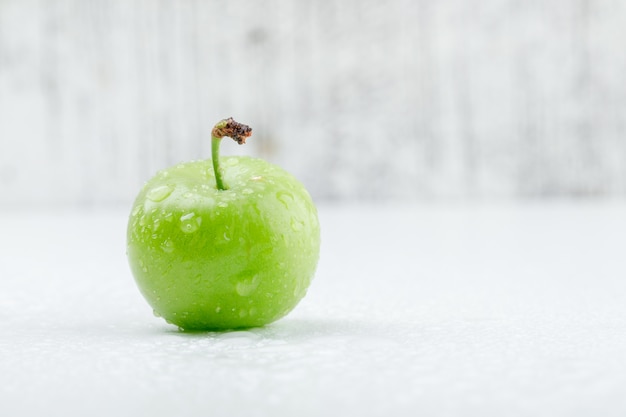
(211, 117, 252, 190)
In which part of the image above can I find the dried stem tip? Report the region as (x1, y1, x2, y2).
(211, 117, 253, 144)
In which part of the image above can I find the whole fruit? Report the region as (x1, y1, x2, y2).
(127, 118, 320, 330)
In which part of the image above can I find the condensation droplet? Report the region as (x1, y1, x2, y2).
(223, 231, 231, 241)
(217, 201, 228, 208)
(180, 213, 201, 233)
(242, 188, 254, 195)
(276, 191, 293, 209)
(215, 306, 222, 313)
(147, 184, 174, 202)
(161, 239, 175, 253)
(132, 206, 141, 217)
(153, 309, 161, 317)
(290, 217, 304, 232)
(293, 280, 308, 299)
(236, 275, 261, 296)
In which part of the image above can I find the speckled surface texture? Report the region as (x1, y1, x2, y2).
(1, 203, 626, 416)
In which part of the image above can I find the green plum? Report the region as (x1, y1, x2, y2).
(127, 118, 320, 330)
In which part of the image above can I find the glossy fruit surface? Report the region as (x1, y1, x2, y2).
(127, 156, 320, 330)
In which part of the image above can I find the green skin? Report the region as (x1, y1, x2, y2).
(127, 132, 320, 330)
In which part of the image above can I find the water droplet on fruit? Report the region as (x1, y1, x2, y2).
(183, 192, 193, 199)
(242, 188, 253, 195)
(160, 239, 175, 253)
(147, 184, 174, 202)
(132, 206, 141, 216)
(251, 176, 263, 181)
(236, 275, 261, 296)
(180, 213, 201, 233)
(223, 231, 231, 241)
(215, 306, 222, 313)
(293, 280, 308, 298)
(153, 309, 161, 317)
(290, 217, 304, 232)
(276, 191, 293, 209)
(187, 273, 201, 284)
(217, 201, 228, 208)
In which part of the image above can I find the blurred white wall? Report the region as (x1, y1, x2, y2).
(1, 0, 625, 207)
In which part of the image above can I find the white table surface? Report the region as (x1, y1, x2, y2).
(1, 202, 626, 417)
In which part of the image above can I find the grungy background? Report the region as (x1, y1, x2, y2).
(1, 0, 625, 207)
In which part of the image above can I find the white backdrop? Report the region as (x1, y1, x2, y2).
(1, 0, 625, 206)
